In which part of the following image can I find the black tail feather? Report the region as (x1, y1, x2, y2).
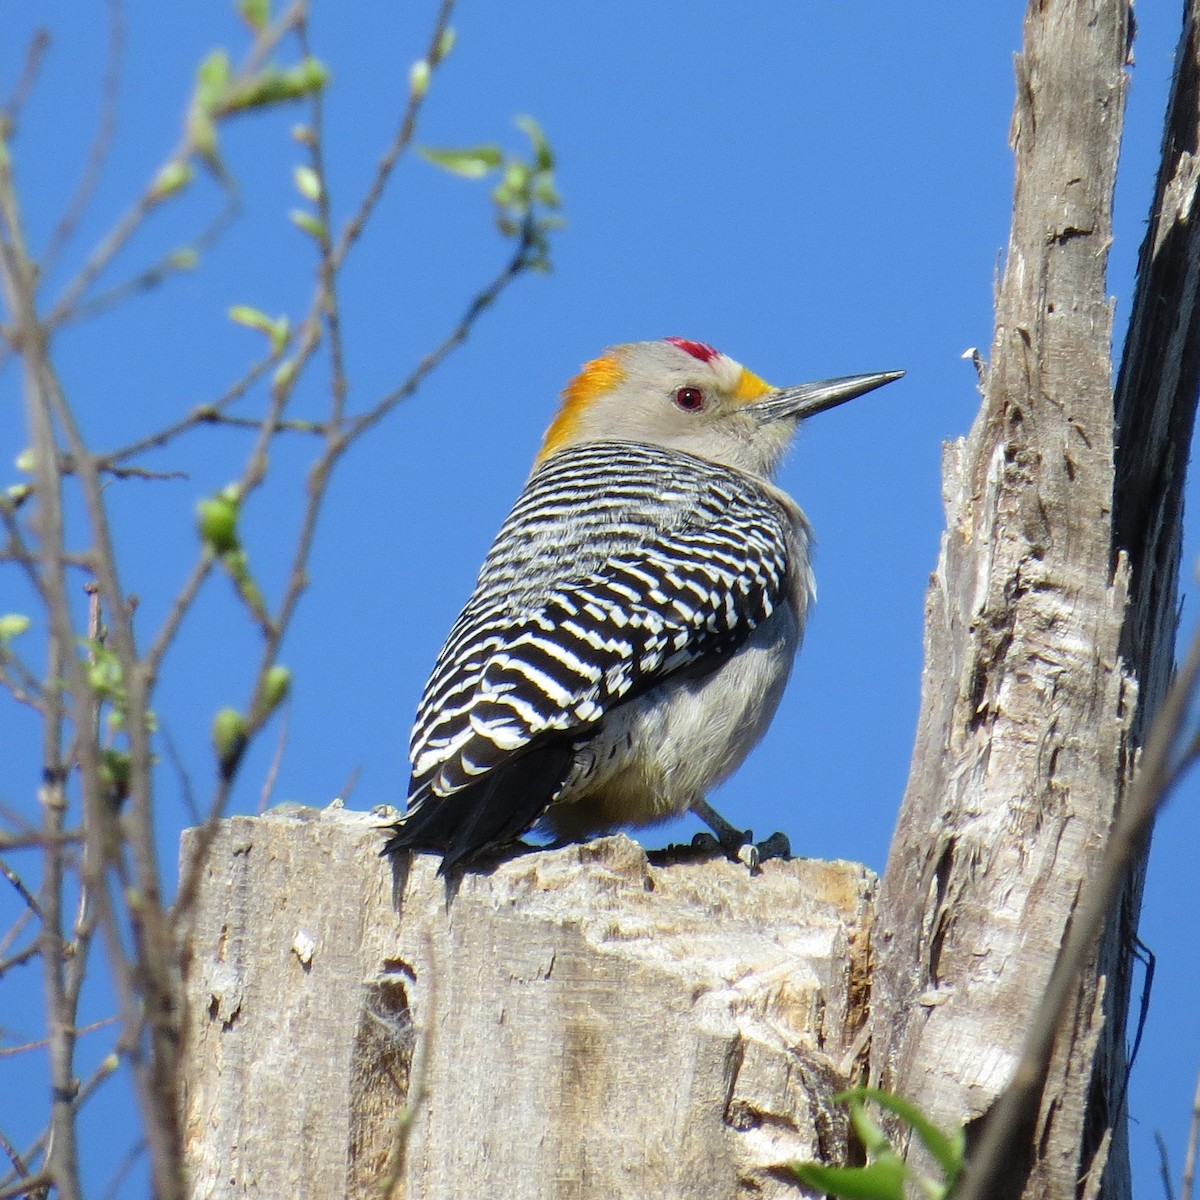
(383, 739, 574, 875)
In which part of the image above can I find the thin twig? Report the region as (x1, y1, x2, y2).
(0, 856, 41, 918)
(1183, 1056, 1200, 1200)
(0, 138, 84, 1200)
(0, 940, 41, 979)
(297, 18, 349, 430)
(0, 1127, 29, 1181)
(346, 222, 535, 448)
(1, 30, 51, 131)
(0, 655, 44, 711)
(160, 725, 200, 827)
(59, 198, 239, 329)
(102, 353, 277, 466)
(331, 0, 455, 271)
(0, 906, 35, 958)
(100, 1140, 146, 1200)
(0, 1016, 119, 1059)
(1160, 1131, 1179, 1200)
(0, 830, 82, 853)
(41, 0, 124, 282)
(0, 1171, 52, 1200)
(257, 706, 289, 813)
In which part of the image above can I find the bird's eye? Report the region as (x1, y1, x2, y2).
(674, 387, 705, 412)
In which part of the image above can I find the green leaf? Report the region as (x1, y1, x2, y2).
(238, 0, 270, 33)
(790, 1160, 909, 1200)
(293, 165, 321, 202)
(420, 144, 503, 180)
(533, 174, 562, 209)
(846, 1095, 892, 1159)
(290, 209, 327, 241)
(0, 614, 31, 642)
(229, 305, 291, 354)
(836, 1088, 965, 1184)
(195, 49, 233, 113)
(221, 58, 330, 113)
(516, 114, 554, 172)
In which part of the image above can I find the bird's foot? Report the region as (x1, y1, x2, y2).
(688, 828, 791, 872)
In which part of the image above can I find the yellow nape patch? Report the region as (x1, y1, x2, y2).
(537, 354, 626, 462)
(734, 365, 773, 403)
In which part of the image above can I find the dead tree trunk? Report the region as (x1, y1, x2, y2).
(869, 2, 1200, 1199)
(179, 810, 874, 1199)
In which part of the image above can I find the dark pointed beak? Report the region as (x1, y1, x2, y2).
(749, 370, 905, 423)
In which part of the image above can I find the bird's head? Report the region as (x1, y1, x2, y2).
(537, 337, 903, 478)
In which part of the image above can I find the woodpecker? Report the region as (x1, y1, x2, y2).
(384, 337, 902, 874)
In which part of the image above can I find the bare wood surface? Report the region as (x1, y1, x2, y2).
(960, 5, 1200, 1196)
(867, 1, 1136, 1196)
(180, 807, 875, 1199)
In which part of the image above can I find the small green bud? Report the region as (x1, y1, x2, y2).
(100, 748, 131, 808)
(272, 357, 297, 393)
(212, 708, 248, 777)
(168, 247, 199, 271)
(434, 27, 457, 63)
(196, 492, 240, 556)
(151, 160, 193, 201)
(293, 165, 321, 202)
(409, 59, 431, 99)
(14, 448, 35, 473)
(260, 665, 292, 717)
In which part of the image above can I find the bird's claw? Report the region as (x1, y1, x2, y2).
(756, 831, 791, 861)
(690, 828, 790, 871)
(736, 842, 760, 871)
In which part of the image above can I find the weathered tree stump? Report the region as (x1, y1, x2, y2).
(179, 805, 874, 1199)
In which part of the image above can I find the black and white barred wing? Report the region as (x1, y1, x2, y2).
(407, 442, 794, 805)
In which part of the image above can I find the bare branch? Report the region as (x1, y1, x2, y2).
(331, 0, 456, 271)
(1184, 1057, 1200, 1200)
(102, 352, 276, 466)
(0, 856, 41, 918)
(59, 197, 238, 329)
(0, 1016, 119, 1059)
(345, 221, 536, 448)
(0, 30, 51, 132)
(41, 0, 124, 281)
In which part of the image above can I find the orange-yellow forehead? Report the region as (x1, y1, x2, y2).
(538, 354, 626, 462)
(733, 366, 772, 402)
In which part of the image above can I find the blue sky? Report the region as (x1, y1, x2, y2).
(0, 2, 1196, 1192)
